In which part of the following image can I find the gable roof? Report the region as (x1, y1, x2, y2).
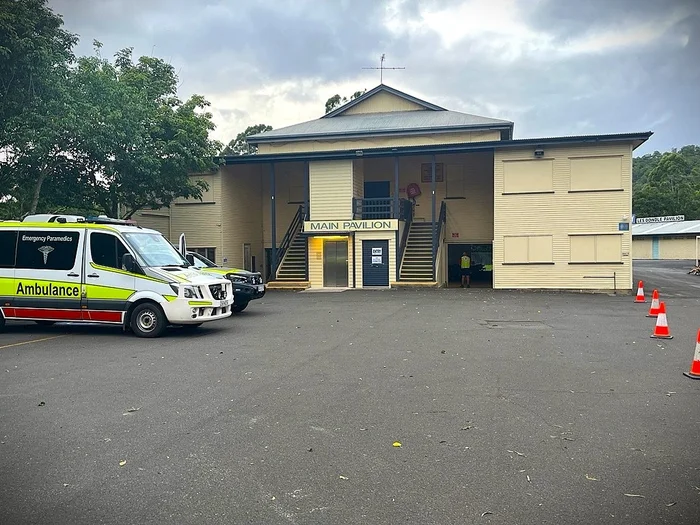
(246, 110, 514, 144)
(246, 83, 514, 144)
(322, 83, 446, 118)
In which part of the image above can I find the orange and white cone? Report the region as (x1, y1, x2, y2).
(683, 329, 700, 380)
(651, 302, 673, 339)
(635, 281, 646, 303)
(646, 290, 661, 318)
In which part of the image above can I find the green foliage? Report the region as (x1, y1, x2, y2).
(633, 146, 700, 220)
(221, 124, 273, 156)
(0, 2, 223, 220)
(324, 90, 367, 114)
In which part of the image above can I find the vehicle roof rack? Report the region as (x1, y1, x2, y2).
(85, 215, 140, 227)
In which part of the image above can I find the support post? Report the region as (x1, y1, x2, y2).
(303, 161, 309, 220)
(270, 163, 277, 280)
(393, 156, 400, 219)
(431, 155, 436, 279)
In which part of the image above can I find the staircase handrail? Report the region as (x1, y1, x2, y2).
(396, 199, 413, 278)
(275, 204, 304, 277)
(432, 201, 446, 279)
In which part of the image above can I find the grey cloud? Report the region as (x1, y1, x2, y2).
(48, 0, 699, 154)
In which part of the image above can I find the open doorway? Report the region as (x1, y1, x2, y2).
(447, 243, 493, 288)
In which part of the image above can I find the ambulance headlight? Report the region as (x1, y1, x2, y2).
(182, 286, 198, 298)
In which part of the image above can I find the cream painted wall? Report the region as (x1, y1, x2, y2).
(632, 238, 652, 259)
(256, 130, 501, 155)
(309, 160, 353, 221)
(262, 161, 305, 249)
(362, 152, 494, 241)
(134, 173, 225, 264)
(633, 236, 698, 260)
(342, 91, 425, 115)
(493, 143, 634, 291)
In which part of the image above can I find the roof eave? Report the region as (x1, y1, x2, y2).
(218, 131, 653, 165)
(247, 122, 515, 145)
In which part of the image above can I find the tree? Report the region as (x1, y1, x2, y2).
(0, 0, 79, 215)
(324, 90, 367, 114)
(633, 151, 700, 219)
(71, 46, 223, 219)
(220, 124, 272, 156)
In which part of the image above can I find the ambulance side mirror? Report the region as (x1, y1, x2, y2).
(122, 253, 136, 273)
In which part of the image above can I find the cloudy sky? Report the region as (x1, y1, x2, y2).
(49, 0, 699, 156)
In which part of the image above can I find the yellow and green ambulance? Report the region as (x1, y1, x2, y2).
(0, 215, 233, 337)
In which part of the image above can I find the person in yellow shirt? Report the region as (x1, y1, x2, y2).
(460, 252, 471, 288)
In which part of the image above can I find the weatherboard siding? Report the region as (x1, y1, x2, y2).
(660, 237, 697, 260)
(493, 143, 633, 291)
(309, 160, 353, 221)
(342, 91, 426, 115)
(308, 237, 324, 288)
(133, 212, 170, 240)
(262, 162, 305, 247)
(221, 164, 264, 271)
(353, 159, 364, 199)
(167, 174, 224, 264)
(255, 130, 502, 155)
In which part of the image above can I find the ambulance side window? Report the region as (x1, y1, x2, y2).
(90, 232, 131, 270)
(0, 231, 18, 267)
(16, 230, 80, 270)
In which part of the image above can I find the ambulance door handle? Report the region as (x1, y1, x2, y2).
(67, 272, 79, 277)
(87, 273, 100, 279)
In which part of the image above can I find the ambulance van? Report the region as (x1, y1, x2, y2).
(0, 215, 233, 338)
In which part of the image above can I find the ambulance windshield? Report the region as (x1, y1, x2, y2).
(122, 232, 189, 268)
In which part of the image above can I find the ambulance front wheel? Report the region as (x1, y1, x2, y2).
(130, 302, 167, 338)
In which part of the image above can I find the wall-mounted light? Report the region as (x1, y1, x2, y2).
(534, 148, 544, 158)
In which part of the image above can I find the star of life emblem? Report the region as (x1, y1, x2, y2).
(38, 245, 54, 264)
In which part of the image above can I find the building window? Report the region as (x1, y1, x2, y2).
(569, 156, 623, 192)
(16, 230, 80, 270)
(191, 247, 216, 262)
(502, 159, 554, 194)
(445, 164, 465, 199)
(503, 235, 553, 264)
(569, 234, 622, 263)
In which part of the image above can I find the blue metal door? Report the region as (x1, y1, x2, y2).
(652, 237, 659, 259)
(362, 240, 389, 287)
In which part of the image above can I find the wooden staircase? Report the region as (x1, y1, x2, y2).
(399, 222, 435, 282)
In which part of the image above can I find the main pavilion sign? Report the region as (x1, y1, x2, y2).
(303, 219, 399, 233)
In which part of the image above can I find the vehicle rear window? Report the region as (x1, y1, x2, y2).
(16, 230, 80, 270)
(0, 231, 18, 267)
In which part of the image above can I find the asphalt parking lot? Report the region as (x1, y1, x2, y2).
(1, 263, 700, 525)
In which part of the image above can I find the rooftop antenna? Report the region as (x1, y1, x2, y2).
(362, 53, 405, 84)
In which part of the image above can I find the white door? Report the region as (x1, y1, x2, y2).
(84, 230, 136, 323)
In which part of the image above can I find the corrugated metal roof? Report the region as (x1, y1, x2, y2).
(632, 220, 700, 236)
(247, 110, 513, 143)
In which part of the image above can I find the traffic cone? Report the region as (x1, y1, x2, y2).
(683, 329, 700, 380)
(635, 281, 646, 303)
(646, 290, 661, 318)
(650, 302, 673, 339)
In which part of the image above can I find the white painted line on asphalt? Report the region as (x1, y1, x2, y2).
(0, 335, 66, 350)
